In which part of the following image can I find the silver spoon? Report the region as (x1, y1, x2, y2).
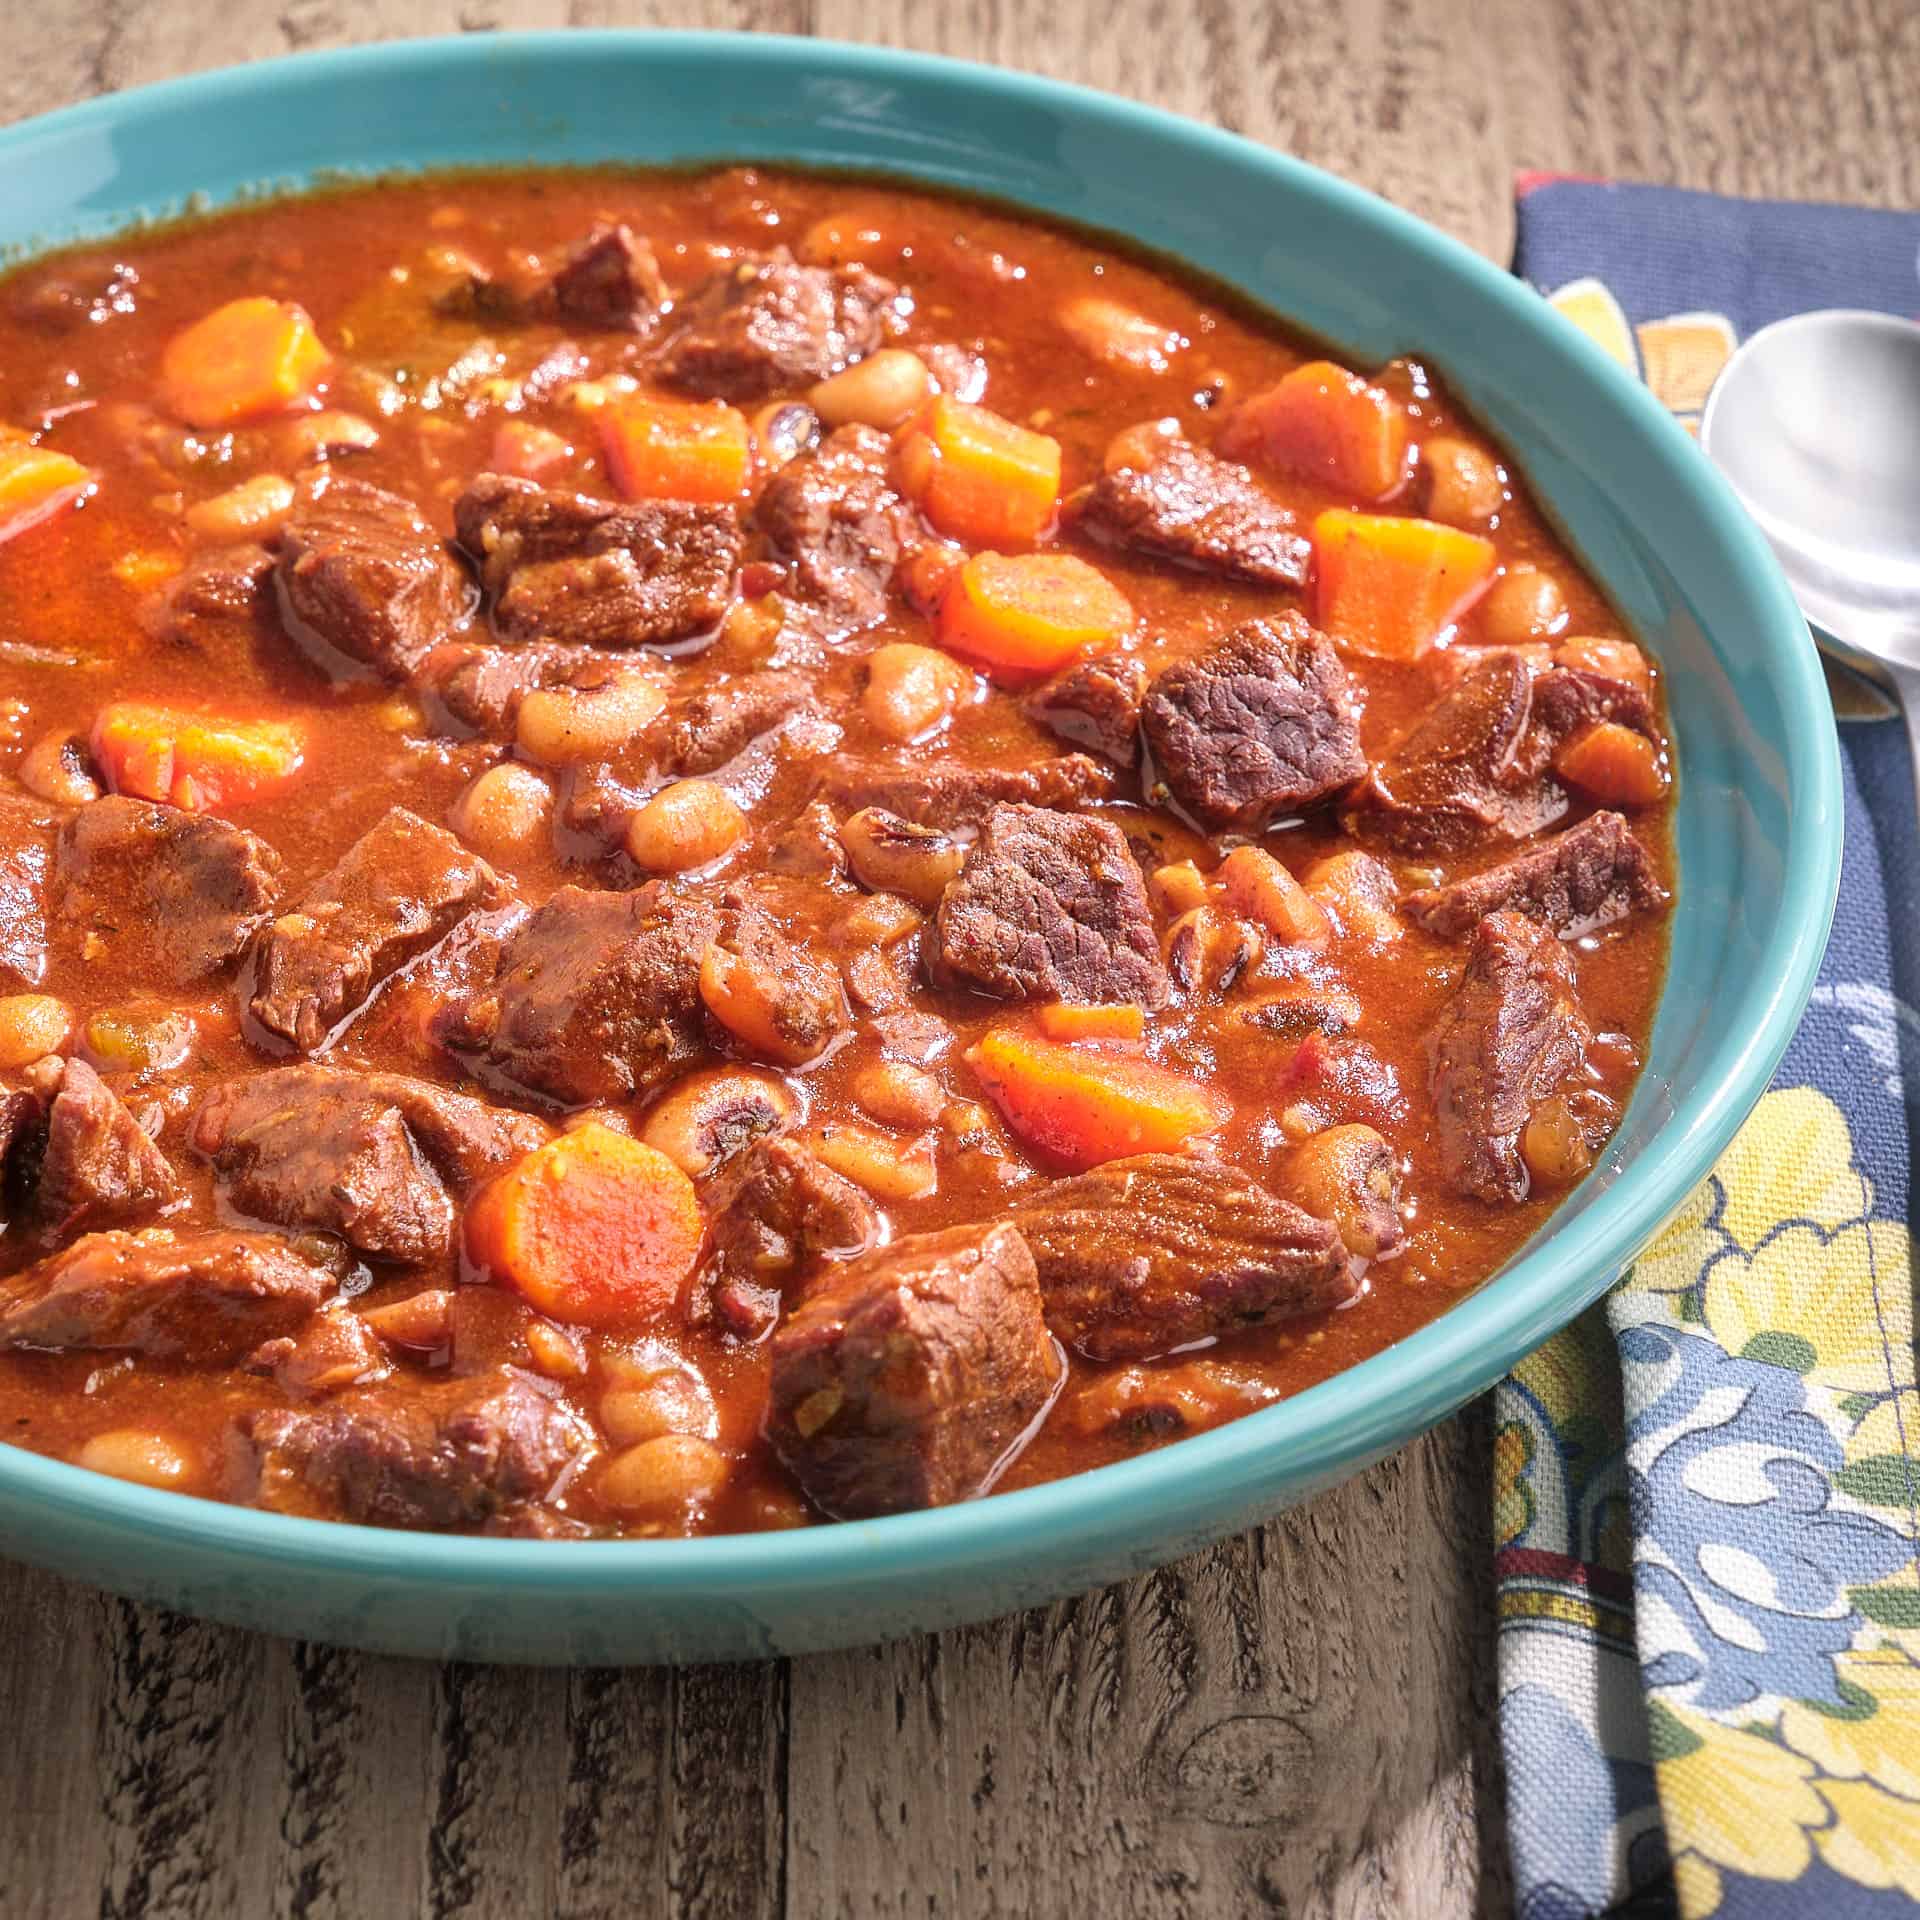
(1700, 308, 1920, 806)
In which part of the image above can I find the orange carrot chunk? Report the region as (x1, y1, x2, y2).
(1553, 721, 1670, 808)
(0, 441, 95, 546)
(937, 551, 1134, 683)
(895, 397, 1062, 547)
(158, 297, 330, 429)
(600, 395, 751, 503)
(91, 702, 305, 813)
(1222, 359, 1410, 501)
(967, 1027, 1231, 1170)
(1311, 509, 1497, 661)
(466, 1123, 704, 1332)
(1035, 1002, 1147, 1042)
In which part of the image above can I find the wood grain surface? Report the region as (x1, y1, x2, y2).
(1, 3, 1912, 1915)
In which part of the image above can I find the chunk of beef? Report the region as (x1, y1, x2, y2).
(1069, 440, 1311, 587)
(1142, 614, 1366, 830)
(545, 223, 668, 332)
(276, 477, 474, 680)
(1428, 910, 1594, 1202)
(658, 249, 899, 400)
(703, 1136, 879, 1340)
(820, 751, 1117, 827)
(247, 806, 509, 1053)
(1065, 1360, 1263, 1442)
(9, 256, 139, 333)
(1346, 657, 1657, 854)
(139, 545, 275, 650)
(1403, 810, 1667, 939)
(191, 1067, 548, 1264)
(0, 1227, 339, 1361)
(0, 793, 52, 990)
(766, 1221, 1060, 1518)
(248, 1306, 389, 1396)
(756, 424, 922, 630)
(1276, 1032, 1406, 1134)
(932, 804, 1168, 1010)
(433, 883, 719, 1106)
(454, 473, 738, 651)
(243, 1368, 590, 1531)
(415, 639, 603, 736)
(1026, 653, 1146, 765)
(1008, 1154, 1358, 1360)
(8, 1055, 177, 1240)
(55, 796, 281, 986)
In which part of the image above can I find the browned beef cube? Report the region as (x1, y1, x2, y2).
(0, 1227, 340, 1361)
(546, 223, 668, 332)
(658, 249, 899, 400)
(0, 792, 52, 991)
(1025, 653, 1147, 766)
(1142, 614, 1365, 830)
(1008, 1154, 1359, 1360)
(820, 751, 1118, 827)
(766, 1222, 1060, 1517)
(10, 1055, 177, 1240)
(433, 883, 719, 1106)
(1069, 440, 1310, 587)
(703, 1135, 879, 1340)
(248, 1305, 389, 1396)
(243, 1368, 591, 1530)
(55, 796, 281, 986)
(756, 424, 922, 630)
(190, 1067, 548, 1264)
(1345, 656, 1657, 854)
(276, 477, 474, 680)
(247, 806, 510, 1052)
(932, 803, 1169, 1010)
(453, 473, 739, 650)
(138, 544, 275, 650)
(1428, 910, 1594, 1202)
(1402, 810, 1667, 939)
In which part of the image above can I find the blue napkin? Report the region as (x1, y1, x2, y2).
(1496, 177, 1920, 1920)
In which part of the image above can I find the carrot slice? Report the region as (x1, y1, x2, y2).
(1222, 359, 1410, 501)
(90, 702, 305, 812)
(936, 551, 1134, 682)
(1035, 1002, 1146, 1042)
(0, 442, 95, 546)
(466, 1123, 703, 1332)
(1553, 721, 1670, 807)
(159, 297, 330, 429)
(967, 1027, 1231, 1170)
(895, 397, 1062, 547)
(1311, 509, 1497, 661)
(600, 395, 750, 503)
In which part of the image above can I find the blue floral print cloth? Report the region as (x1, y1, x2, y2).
(1497, 177, 1920, 1920)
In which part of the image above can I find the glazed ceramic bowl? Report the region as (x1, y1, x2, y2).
(0, 32, 1839, 1662)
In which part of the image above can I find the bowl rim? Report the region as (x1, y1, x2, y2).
(0, 28, 1841, 1601)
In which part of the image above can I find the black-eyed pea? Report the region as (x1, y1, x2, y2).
(598, 1434, 730, 1518)
(1478, 565, 1569, 645)
(76, 1428, 194, 1489)
(1279, 1123, 1404, 1259)
(1522, 1097, 1595, 1189)
(850, 1058, 946, 1129)
(626, 779, 747, 874)
(517, 672, 666, 765)
(182, 472, 295, 539)
(1421, 434, 1505, 526)
(861, 642, 970, 743)
(17, 729, 100, 806)
(838, 808, 963, 907)
(450, 761, 554, 857)
(525, 1320, 587, 1381)
(809, 350, 934, 431)
(639, 1066, 797, 1177)
(749, 400, 820, 470)
(601, 1367, 717, 1446)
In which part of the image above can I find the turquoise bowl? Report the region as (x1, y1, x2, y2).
(0, 33, 1839, 1663)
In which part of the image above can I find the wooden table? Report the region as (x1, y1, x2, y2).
(1, 4, 1910, 1914)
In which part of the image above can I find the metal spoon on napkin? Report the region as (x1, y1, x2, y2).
(1700, 308, 1920, 801)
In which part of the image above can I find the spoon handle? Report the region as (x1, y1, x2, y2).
(1882, 657, 1920, 836)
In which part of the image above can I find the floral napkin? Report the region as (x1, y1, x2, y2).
(1497, 177, 1920, 1919)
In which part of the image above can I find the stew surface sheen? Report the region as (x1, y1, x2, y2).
(0, 167, 1673, 1539)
